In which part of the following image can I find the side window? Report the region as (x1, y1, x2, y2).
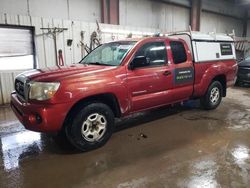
(170, 41, 187, 64)
(134, 42, 167, 67)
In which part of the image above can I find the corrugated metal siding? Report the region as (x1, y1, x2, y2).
(0, 0, 101, 23)
(0, 71, 23, 104)
(119, 0, 190, 31)
(200, 11, 243, 36)
(0, 14, 32, 105)
(0, 13, 158, 105)
(248, 20, 250, 38)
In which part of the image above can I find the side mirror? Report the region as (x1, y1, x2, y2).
(130, 56, 149, 70)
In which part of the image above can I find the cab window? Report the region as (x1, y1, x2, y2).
(134, 42, 167, 67)
(170, 41, 187, 64)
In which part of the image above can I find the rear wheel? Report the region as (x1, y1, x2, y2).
(65, 103, 115, 152)
(201, 81, 223, 110)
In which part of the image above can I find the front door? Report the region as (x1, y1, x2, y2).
(126, 41, 174, 112)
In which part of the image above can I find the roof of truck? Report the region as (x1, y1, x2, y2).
(114, 36, 182, 43)
(169, 31, 234, 42)
(114, 31, 234, 43)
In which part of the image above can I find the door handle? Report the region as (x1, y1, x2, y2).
(163, 71, 171, 76)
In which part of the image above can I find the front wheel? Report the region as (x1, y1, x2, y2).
(65, 103, 115, 152)
(200, 81, 223, 110)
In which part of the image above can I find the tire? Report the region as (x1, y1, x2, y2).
(200, 81, 223, 110)
(52, 130, 76, 151)
(234, 76, 241, 86)
(65, 103, 115, 152)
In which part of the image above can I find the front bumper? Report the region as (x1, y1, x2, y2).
(11, 92, 71, 132)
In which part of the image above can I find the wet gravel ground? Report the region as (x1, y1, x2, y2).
(0, 86, 250, 188)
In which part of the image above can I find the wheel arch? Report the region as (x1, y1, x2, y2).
(62, 93, 121, 130)
(211, 74, 227, 97)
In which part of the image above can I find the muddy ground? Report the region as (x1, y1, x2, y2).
(0, 86, 250, 188)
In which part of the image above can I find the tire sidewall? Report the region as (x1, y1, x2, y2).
(203, 81, 223, 110)
(66, 103, 115, 151)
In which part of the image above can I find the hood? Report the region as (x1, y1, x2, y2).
(238, 59, 250, 68)
(20, 64, 117, 82)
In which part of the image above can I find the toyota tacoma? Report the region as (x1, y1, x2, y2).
(11, 32, 238, 151)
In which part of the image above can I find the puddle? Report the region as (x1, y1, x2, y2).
(0, 131, 42, 171)
(226, 109, 250, 131)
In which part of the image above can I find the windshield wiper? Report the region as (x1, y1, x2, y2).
(86, 62, 113, 66)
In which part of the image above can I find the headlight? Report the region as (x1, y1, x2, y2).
(29, 82, 60, 101)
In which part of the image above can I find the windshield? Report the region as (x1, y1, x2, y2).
(245, 56, 250, 61)
(80, 41, 136, 66)
(239, 56, 250, 66)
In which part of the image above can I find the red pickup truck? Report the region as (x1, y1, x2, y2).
(11, 33, 237, 151)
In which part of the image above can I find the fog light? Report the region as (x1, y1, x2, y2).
(28, 114, 42, 124)
(28, 114, 36, 124)
(35, 114, 42, 124)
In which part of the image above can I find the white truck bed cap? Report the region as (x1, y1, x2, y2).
(169, 31, 236, 62)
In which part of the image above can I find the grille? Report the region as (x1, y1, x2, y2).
(15, 79, 25, 99)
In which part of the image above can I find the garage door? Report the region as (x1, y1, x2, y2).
(0, 26, 35, 70)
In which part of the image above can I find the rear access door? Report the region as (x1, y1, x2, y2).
(168, 40, 194, 101)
